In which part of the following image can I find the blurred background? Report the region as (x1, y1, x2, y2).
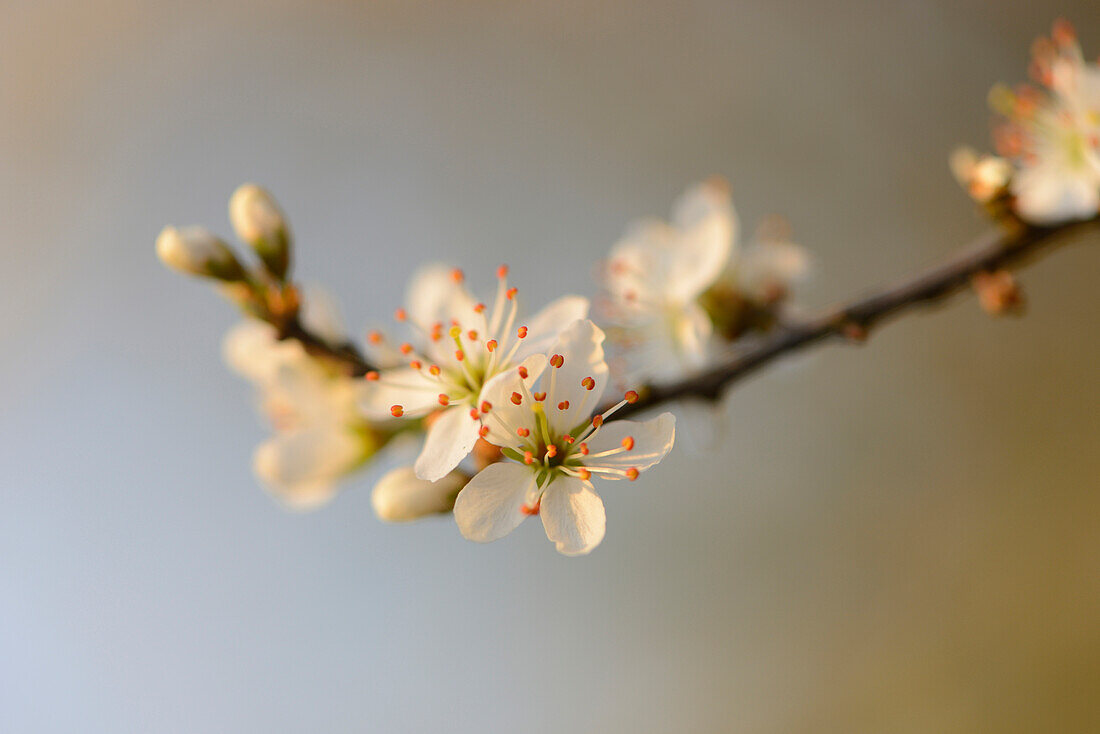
(2, 1, 1098, 731)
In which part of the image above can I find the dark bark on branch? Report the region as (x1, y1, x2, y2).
(275, 314, 374, 376)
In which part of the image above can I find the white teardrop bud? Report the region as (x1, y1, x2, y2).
(372, 466, 465, 522)
(229, 184, 290, 279)
(156, 225, 244, 280)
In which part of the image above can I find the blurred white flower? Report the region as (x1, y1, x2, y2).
(602, 180, 808, 381)
(156, 225, 243, 280)
(603, 179, 737, 381)
(359, 264, 588, 483)
(224, 295, 382, 509)
(453, 319, 675, 555)
(987, 21, 1100, 223)
(371, 466, 466, 522)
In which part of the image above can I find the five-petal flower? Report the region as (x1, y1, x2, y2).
(360, 264, 588, 482)
(453, 319, 675, 555)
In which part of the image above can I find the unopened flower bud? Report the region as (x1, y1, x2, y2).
(156, 225, 244, 280)
(229, 184, 290, 279)
(973, 270, 1025, 316)
(950, 147, 1012, 203)
(371, 466, 466, 522)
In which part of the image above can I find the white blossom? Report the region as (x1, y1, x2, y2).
(224, 297, 380, 509)
(453, 319, 675, 555)
(360, 264, 588, 482)
(989, 21, 1100, 223)
(602, 179, 737, 381)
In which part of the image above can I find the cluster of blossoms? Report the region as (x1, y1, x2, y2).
(158, 23, 1093, 554)
(953, 19, 1100, 224)
(156, 180, 807, 554)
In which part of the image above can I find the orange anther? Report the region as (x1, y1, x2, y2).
(394, 308, 407, 322)
(496, 264, 509, 279)
(506, 287, 518, 300)
(591, 415, 603, 428)
(576, 468, 591, 480)
(533, 392, 546, 402)
(581, 376, 595, 390)
(520, 499, 540, 516)
(400, 342, 413, 355)
(625, 467, 639, 481)
(467, 330, 478, 340)
(523, 451, 535, 465)
(365, 371, 380, 381)
(578, 443, 589, 455)
(546, 445, 558, 458)
(455, 349, 465, 361)
(557, 401, 570, 410)
(390, 405, 404, 417)
(480, 401, 492, 413)
(518, 366, 528, 379)
(479, 425, 490, 438)
(429, 364, 441, 376)
(438, 394, 450, 406)
(510, 392, 522, 405)
(367, 330, 383, 344)
(562, 434, 574, 444)
(517, 326, 528, 338)
(474, 302, 486, 314)
(550, 354, 564, 368)
(624, 390, 639, 403)
(486, 339, 497, 352)
(469, 408, 480, 419)
(450, 268, 464, 283)
(621, 436, 635, 450)
(517, 427, 530, 437)
(409, 360, 422, 370)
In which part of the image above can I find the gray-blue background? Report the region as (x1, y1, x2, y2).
(2, 1, 1098, 731)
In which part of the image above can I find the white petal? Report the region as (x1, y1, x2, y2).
(539, 477, 606, 556)
(605, 221, 673, 310)
(453, 462, 536, 543)
(222, 320, 308, 384)
(665, 180, 737, 302)
(1013, 164, 1100, 224)
(253, 426, 363, 510)
(584, 413, 676, 478)
(371, 466, 465, 522)
(298, 285, 345, 343)
(545, 319, 610, 435)
(476, 354, 547, 450)
(513, 295, 590, 358)
(406, 263, 486, 334)
(359, 366, 442, 420)
(414, 404, 482, 481)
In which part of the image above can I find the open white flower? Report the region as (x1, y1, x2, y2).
(224, 297, 382, 509)
(453, 319, 675, 555)
(603, 179, 736, 381)
(360, 264, 588, 482)
(991, 21, 1100, 223)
